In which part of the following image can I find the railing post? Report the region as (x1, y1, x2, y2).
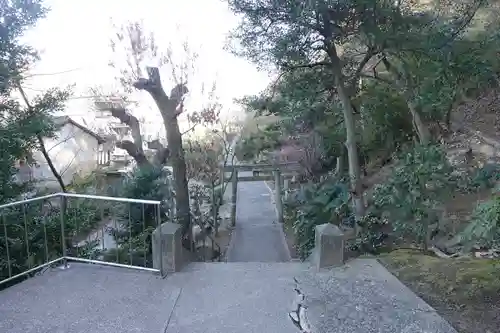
(59, 194, 68, 268)
(231, 168, 238, 227)
(274, 170, 283, 224)
(156, 203, 164, 276)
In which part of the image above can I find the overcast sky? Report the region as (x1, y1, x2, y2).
(22, 0, 271, 137)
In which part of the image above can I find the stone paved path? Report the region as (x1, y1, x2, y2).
(226, 171, 291, 262)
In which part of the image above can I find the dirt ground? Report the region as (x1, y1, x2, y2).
(379, 249, 500, 333)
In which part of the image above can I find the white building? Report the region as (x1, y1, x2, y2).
(16, 116, 109, 189)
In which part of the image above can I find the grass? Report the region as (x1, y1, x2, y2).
(379, 249, 500, 333)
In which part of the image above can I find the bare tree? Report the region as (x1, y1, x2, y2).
(93, 21, 219, 234)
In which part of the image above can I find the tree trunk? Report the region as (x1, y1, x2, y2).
(407, 99, 431, 144)
(17, 86, 67, 192)
(37, 135, 67, 192)
(134, 67, 191, 234)
(381, 58, 431, 144)
(334, 156, 344, 176)
(326, 45, 365, 230)
(334, 145, 347, 177)
(164, 112, 191, 233)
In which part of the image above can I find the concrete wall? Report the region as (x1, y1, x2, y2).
(30, 123, 101, 189)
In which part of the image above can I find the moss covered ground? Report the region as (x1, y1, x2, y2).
(379, 249, 500, 333)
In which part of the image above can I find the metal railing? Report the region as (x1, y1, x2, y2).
(0, 192, 163, 289)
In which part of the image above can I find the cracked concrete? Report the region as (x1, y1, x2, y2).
(295, 259, 458, 333)
(0, 259, 459, 333)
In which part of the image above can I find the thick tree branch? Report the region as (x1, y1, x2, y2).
(279, 47, 377, 100)
(359, 73, 393, 85)
(346, 46, 379, 95)
(170, 83, 189, 114)
(147, 139, 164, 150)
(154, 147, 170, 165)
(282, 61, 330, 70)
(115, 140, 149, 166)
(94, 100, 152, 166)
(106, 106, 144, 155)
(147, 139, 170, 165)
(132, 67, 166, 96)
(133, 66, 188, 121)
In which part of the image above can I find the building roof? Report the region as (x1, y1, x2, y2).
(53, 116, 106, 144)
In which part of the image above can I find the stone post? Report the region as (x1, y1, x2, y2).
(231, 169, 238, 227)
(152, 222, 184, 276)
(313, 223, 344, 270)
(273, 170, 283, 224)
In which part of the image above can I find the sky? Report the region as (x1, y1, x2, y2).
(22, 0, 272, 138)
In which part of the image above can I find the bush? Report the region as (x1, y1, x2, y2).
(469, 163, 500, 190)
(0, 198, 104, 287)
(459, 193, 500, 251)
(235, 137, 259, 161)
(347, 213, 391, 254)
(372, 144, 455, 250)
(108, 166, 173, 267)
(284, 178, 351, 260)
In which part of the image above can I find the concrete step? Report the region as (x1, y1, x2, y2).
(163, 262, 305, 333)
(0, 263, 181, 333)
(0, 260, 459, 333)
(167, 260, 458, 333)
(293, 259, 457, 333)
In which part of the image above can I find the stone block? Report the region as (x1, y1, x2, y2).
(152, 222, 184, 275)
(313, 223, 344, 270)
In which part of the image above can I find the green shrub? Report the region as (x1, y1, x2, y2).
(459, 193, 500, 251)
(347, 213, 391, 254)
(108, 166, 173, 267)
(0, 199, 104, 286)
(469, 163, 500, 190)
(285, 178, 351, 260)
(372, 144, 455, 250)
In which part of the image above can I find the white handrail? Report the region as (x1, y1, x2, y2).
(0, 192, 161, 210)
